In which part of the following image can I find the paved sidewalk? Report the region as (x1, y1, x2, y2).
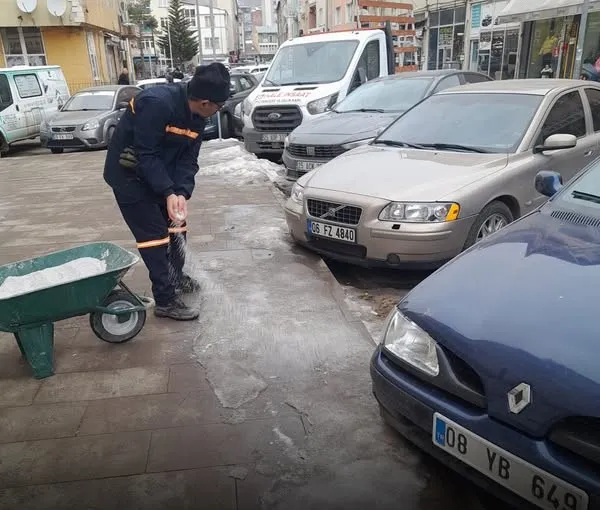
(0, 144, 472, 510)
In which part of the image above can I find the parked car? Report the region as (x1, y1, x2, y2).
(370, 159, 600, 509)
(220, 72, 260, 138)
(283, 70, 492, 180)
(136, 77, 181, 89)
(0, 65, 70, 157)
(40, 85, 141, 154)
(284, 79, 600, 268)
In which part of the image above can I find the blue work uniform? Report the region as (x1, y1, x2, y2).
(104, 83, 205, 306)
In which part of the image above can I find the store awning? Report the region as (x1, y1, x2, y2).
(497, 0, 600, 24)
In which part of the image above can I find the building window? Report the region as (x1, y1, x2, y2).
(160, 17, 168, 30)
(335, 6, 341, 26)
(204, 37, 220, 50)
(205, 16, 211, 27)
(86, 31, 100, 80)
(427, 6, 466, 70)
(1, 27, 46, 67)
(183, 8, 196, 26)
(346, 0, 353, 23)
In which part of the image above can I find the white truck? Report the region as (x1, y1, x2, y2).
(241, 26, 396, 158)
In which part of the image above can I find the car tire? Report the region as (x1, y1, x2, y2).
(220, 113, 231, 138)
(463, 200, 513, 250)
(50, 148, 64, 154)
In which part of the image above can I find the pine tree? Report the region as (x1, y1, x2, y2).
(159, 0, 198, 67)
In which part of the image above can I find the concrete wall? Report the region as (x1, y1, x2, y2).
(0, 0, 121, 32)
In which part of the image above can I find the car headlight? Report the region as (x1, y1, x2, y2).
(82, 120, 100, 131)
(341, 138, 374, 150)
(384, 309, 439, 376)
(242, 97, 253, 115)
(291, 182, 304, 204)
(234, 102, 242, 117)
(379, 202, 460, 223)
(307, 93, 338, 115)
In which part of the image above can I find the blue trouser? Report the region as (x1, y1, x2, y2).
(116, 196, 187, 307)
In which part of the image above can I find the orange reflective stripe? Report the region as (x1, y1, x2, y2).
(165, 125, 199, 139)
(168, 226, 187, 234)
(136, 237, 170, 249)
(129, 97, 135, 114)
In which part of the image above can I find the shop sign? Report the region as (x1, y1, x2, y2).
(470, 0, 518, 37)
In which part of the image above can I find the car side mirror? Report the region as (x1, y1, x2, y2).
(533, 133, 577, 154)
(117, 101, 129, 110)
(535, 170, 563, 197)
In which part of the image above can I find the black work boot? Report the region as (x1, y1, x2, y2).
(176, 274, 201, 295)
(154, 298, 199, 321)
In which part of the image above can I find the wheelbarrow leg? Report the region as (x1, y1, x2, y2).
(14, 323, 55, 379)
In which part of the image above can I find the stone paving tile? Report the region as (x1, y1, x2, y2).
(34, 367, 169, 403)
(0, 467, 236, 510)
(0, 377, 41, 407)
(0, 430, 151, 488)
(167, 362, 212, 393)
(0, 403, 86, 443)
(147, 416, 306, 473)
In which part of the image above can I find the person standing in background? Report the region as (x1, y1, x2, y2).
(118, 68, 130, 85)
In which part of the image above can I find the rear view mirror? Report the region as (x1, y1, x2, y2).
(535, 170, 563, 197)
(117, 101, 129, 110)
(533, 133, 577, 154)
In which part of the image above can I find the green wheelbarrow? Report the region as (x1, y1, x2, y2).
(0, 242, 153, 379)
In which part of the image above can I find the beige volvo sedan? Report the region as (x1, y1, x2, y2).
(284, 79, 600, 268)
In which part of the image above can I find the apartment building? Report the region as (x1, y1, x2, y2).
(0, 0, 133, 91)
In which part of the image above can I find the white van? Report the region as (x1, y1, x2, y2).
(0, 65, 70, 156)
(241, 30, 396, 157)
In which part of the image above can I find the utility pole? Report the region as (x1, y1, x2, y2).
(195, 0, 204, 65)
(574, 0, 590, 78)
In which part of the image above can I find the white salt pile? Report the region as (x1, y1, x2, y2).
(0, 257, 107, 299)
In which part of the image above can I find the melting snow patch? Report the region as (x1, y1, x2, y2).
(273, 427, 295, 448)
(199, 139, 282, 184)
(0, 257, 107, 299)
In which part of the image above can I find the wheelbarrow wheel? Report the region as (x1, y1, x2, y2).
(89, 290, 146, 343)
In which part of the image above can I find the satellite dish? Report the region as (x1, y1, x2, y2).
(47, 0, 66, 16)
(16, 0, 37, 13)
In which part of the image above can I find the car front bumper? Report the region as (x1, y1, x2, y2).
(41, 126, 107, 149)
(243, 126, 287, 154)
(282, 148, 330, 181)
(283, 191, 474, 268)
(370, 346, 600, 509)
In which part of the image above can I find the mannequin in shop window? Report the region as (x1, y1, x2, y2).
(541, 64, 554, 78)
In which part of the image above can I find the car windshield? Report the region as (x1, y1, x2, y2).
(376, 93, 543, 154)
(265, 40, 359, 85)
(557, 160, 600, 209)
(334, 77, 433, 113)
(62, 91, 115, 111)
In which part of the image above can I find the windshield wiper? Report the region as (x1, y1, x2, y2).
(342, 108, 385, 113)
(571, 190, 600, 204)
(263, 79, 280, 86)
(417, 143, 490, 153)
(279, 81, 319, 86)
(372, 139, 427, 150)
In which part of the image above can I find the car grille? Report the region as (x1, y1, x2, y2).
(548, 416, 600, 468)
(252, 105, 302, 132)
(287, 143, 346, 159)
(307, 199, 362, 226)
(51, 126, 76, 132)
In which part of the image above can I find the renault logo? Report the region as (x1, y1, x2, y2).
(306, 146, 315, 156)
(507, 383, 531, 414)
(267, 112, 281, 120)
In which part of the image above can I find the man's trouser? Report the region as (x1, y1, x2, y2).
(116, 197, 187, 307)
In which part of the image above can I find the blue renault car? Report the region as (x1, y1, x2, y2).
(371, 163, 600, 509)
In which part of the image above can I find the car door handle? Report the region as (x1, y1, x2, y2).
(584, 150, 595, 157)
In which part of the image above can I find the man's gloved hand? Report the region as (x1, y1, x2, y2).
(119, 146, 139, 169)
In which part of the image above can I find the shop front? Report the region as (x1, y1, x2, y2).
(468, 1, 521, 79)
(497, 0, 600, 79)
(426, 5, 466, 70)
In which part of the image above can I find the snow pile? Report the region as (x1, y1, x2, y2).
(0, 257, 107, 299)
(199, 140, 282, 184)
